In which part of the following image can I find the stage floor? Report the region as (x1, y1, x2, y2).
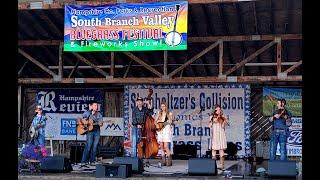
(18, 158, 302, 179)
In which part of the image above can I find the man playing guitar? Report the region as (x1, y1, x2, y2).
(80, 100, 103, 166)
(30, 105, 47, 156)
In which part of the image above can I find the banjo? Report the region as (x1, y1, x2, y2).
(165, 4, 182, 47)
(29, 126, 39, 139)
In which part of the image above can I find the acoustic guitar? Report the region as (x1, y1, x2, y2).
(77, 118, 112, 135)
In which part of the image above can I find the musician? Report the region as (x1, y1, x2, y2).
(80, 101, 103, 166)
(131, 97, 153, 157)
(31, 105, 47, 155)
(208, 104, 228, 170)
(154, 102, 174, 166)
(269, 98, 292, 160)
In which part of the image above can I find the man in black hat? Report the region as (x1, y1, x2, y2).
(131, 97, 153, 157)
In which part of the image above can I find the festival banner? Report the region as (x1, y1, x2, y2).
(276, 117, 302, 156)
(263, 87, 302, 116)
(36, 89, 104, 140)
(64, 1, 188, 51)
(124, 84, 251, 157)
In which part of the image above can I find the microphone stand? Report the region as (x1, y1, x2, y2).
(199, 108, 204, 158)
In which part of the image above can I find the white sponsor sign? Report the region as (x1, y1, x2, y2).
(100, 117, 124, 137)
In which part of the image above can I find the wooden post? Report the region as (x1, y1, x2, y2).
(18, 85, 22, 138)
(163, 51, 168, 78)
(58, 42, 63, 79)
(110, 52, 115, 77)
(276, 37, 282, 74)
(219, 40, 223, 76)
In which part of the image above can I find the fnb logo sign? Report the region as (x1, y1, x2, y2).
(61, 118, 77, 135)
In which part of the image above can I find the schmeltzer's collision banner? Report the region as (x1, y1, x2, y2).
(64, 1, 188, 51)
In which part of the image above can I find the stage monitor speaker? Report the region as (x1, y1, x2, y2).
(188, 158, 217, 176)
(268, 160, 296, 177)
(69, 145, 85, 163)
(96, 163, 131, 178)
(40, 156, 73, 173)
(173, 144, 197, 159)
(113, 157, 143, 174)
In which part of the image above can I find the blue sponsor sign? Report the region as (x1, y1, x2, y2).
(61, 118, 77, 135)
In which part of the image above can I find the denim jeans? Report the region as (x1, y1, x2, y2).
(33, 134, 45, 147)
(269, 130, 287, 160)
(81, 129, 100, 163)
(131, 127, 141, 157)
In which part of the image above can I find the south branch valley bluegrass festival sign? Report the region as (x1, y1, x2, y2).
(124, 84, 251, 157)
(64, 1, 188, 51)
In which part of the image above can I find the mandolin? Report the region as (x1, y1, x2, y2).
(77, 118, 112, 135)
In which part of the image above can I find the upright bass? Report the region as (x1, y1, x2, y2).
(137, 88, 159, 159)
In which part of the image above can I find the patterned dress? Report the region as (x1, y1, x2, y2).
(211, 118, 227, 150)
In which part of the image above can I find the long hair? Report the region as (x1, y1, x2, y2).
(159, 101, 170, 119)
(212, 104, 225, 124)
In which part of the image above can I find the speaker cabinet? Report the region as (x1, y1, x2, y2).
(268, 160, 296, 177)
(113, 157, 143, 174)
(188, 158, 217, 176)
(96, 163, 131, 178)
(40, 156, 73, 173)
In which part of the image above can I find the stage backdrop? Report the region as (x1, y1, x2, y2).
(35, 89, 122, 140)
(124, 84, 251, 157)
(64, 1, 188, 51)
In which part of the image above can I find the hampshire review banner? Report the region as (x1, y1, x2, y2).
(124, 84, 251, 157)
(64, 1, 188, 51)
(36, 89, 104, 140)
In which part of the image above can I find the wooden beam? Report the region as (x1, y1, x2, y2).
(18, 61, 29, 77)
(18, 0, 255, 10)
(164, 51, 168, 77)
(18, 40, 61, 46)
(123, 52, 162, 77)
(68, 59, 80, 78)
(72, 53, 108, 77)
(276, 37, 282, 73)
(283, 60, 302, 74)
(17, 75, 302, 84)
(218, 40, 223, 75)
(188, 34, 302, 43)
(110, 52, 115, 77)
(17, 34, 302, 46)
(224, 40, 277, 76)
(169, 41, 220, 78)
(58, 42, 64, 78)
(123, 60, 133, 78)
(18, 48, 57, 77)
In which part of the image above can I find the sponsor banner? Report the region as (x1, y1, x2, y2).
(263, 87, 302, 116)
(123, 84, 251, 157)
(276, 117, 302, 156)
(100, 117, 124, 137)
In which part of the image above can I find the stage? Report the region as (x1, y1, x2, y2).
(18, 158, 302, 179)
